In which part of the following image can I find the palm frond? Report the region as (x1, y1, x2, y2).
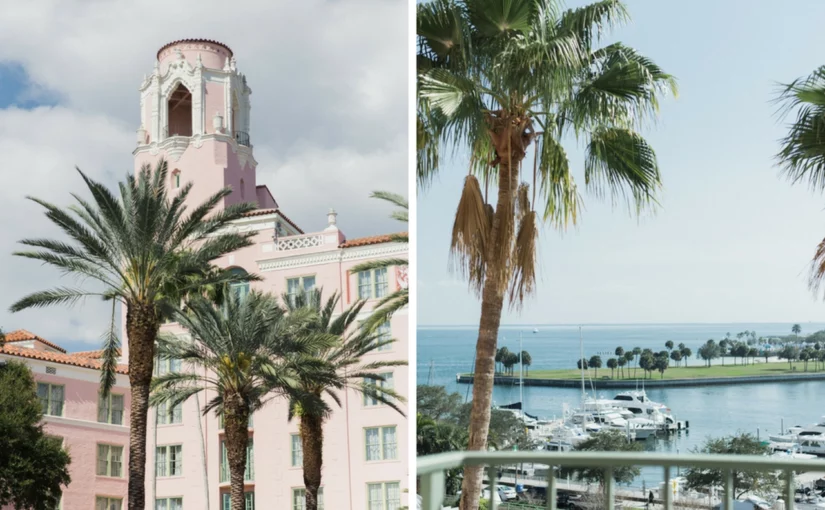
(100, 300, 121, 398)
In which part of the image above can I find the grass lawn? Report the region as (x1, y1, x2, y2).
(495, 362, 824, 381)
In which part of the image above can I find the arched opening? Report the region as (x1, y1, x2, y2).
(172, 169, 181, 189)
(239, 179, 245, 200)
(167, 83, 192, 137)
(227, 267, 250, 302)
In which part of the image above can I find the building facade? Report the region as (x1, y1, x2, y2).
(4, 39, 407, 510)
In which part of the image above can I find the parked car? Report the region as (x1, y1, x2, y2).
(498, 486, 517, 501)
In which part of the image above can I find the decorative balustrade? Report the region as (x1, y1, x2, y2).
(418, 451, 821, 510)
(273, 233, 325, 251)
(234, 130, 250, 146)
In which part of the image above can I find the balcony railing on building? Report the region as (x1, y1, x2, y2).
(234, 130, 250, 147)
(418, 451, 822, 510)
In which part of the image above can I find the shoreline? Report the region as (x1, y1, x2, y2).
(456, 371, 825, 388)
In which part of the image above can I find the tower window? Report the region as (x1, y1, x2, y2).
(167, 83, 192, 137)
(172, 170, 181, 189)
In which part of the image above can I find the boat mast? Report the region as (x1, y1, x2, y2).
(579, 326, 585, 404)
(520, 331, 524, 420)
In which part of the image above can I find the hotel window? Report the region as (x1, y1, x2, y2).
(365, 426, 397, 461)
(292, 488, 324, 510)
(363, 372, 394, 407)
(286, 275, 316, 304)
(291, 434, 303, 467)
(36, 383, 64, 416)
(155, 357, 182, 376)
(357, 268, 388, 300)
(96, 444, 123, 477)
(155, 445, 183, 477)
(367, 482, 401, 510)
(156, 400, 183, 425)
(220, 439, 254, 482)
(219, 411, 253, 429)
(221, 492, 254, 510)
(229, 268, 250, 302)
(98, 393, 124, 425)
(96, 497, 123, 510)
(155, 498, 183, 510)
(172, 170, 181, 189)
(371, 321, 392, 352)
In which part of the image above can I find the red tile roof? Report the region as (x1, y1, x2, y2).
(0, 345, 128, 375)
(70, 349, 121, 359)
(156, 38, 233, 59)
(340, 232, 407, 248)
(4, 329, 67, 353)
(240, 208, 304, 234)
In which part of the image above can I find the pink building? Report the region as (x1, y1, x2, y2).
(0, 330, 131, 510)
(4, 38, 406, 510)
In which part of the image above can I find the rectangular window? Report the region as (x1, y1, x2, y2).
(221, 492, 255, 510)
(98, 393, 124, 425)
(365, 321, 392, 352)
(96, 444, 123, 477)
(155, 357, 182, 376)
(174, 173, 181, 189)
(220, 439, 254, 483)
(96, 497, 123, 510)
(286, 275, 316, 304)
(291, 434, 303, 467)
(156, 400, 183, 425)
(155, 498, 183, 510)
(292, 488, 324, 510)
(37, 383, 64, 416)
(365, 426, 397, 461)
(367, 482, 401, 510)
(363, 372, 394, 407)
(155, 445, 183, 477)
(357, 268, 389, 299)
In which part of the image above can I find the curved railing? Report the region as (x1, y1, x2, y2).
(234, 130, 250, 147)
(418, 451, 824, 510)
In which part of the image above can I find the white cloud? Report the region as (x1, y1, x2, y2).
(0, 0, 408, 344)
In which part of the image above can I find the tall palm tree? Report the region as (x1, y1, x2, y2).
(350, 191, 409, 332)
(283, 290, 407, 510)
(150, 292, 332, 510)
(418, 2, 675, 503)
(792, 324, 802, 337)
(520, 350, 532, 376)
(9, 159, 256, 510)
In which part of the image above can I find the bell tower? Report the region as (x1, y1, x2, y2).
(133, 39, 276, 211)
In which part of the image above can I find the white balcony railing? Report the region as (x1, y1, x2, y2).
(418, 451, 824, 510)
(274, 233, 324, 251)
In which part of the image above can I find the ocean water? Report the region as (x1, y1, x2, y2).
(417, 323, 825, 486)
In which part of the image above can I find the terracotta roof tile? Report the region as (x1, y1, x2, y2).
(157, 38, 233, 59)
(240, 208, 304, 234)
(4, 329, 67, 353)
(340, 232, 407, 248)
(0, 345, 128, 375)
(69, 349, 121, 359)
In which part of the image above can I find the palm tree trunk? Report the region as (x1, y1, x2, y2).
(224, 398, 249, 510)
(126, 303, 159, 510)
(301, 412, 324, 510)
(459, 133, 519, 510)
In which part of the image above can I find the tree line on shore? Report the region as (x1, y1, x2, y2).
(494, 347, 532, 376)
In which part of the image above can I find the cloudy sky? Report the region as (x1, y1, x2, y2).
(0, 0, 407, 350)
(420, 0, 825, 326)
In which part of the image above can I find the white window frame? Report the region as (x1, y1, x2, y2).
(221, 491, 255, 510)
(367, 482, 401, 510)
(96, 496, 123, 510)
(220, 438, 254, 483)
(291, 434, 303, 467)
(365, 426, 398, 461)
(37, 382, 64, 416)
(96, 444, 124, 478)
(292, 488, 324, 510)
(156, 400, 183, 425)
(357, 268, 388, 300)
(154, 497, 183, 510)
(155, 444, 183, 477)
(363, 372, 394, 407)
(98, 392, 125, 425)
(154, 357, 182, 376)
(286, 275, 317, 304)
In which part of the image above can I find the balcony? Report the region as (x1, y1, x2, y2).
(418, 451, 824, 510)
(234, 130, 250, 147)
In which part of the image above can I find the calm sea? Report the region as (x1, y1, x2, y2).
(417, 323, 825, 486)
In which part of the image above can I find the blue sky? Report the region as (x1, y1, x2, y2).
(419, 0, 825, 325)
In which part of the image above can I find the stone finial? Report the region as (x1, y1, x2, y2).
(174, 48, 183, 60)
(223, 57, 231, 71)
(213, 112, 224, 133)
(136, 125, 146, 145)
(327, 208, 338, 228)
(230, 57, 237, 71)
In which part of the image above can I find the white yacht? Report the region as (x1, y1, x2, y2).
(797, 437, 825, 456)
(769, 417, 825, 443)
(612, 391, 676, 425)
(582, 397, 662, 439)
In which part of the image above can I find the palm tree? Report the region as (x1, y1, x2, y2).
(665, 340, 674, 352)
(283, 290, 407, 510)
(150, 292, 331, 510)
(349, 191, 409, 331)
(9, 159, 255, 510)
(680, 346, 692, 367)
(792, 324, 802, 337)
(418, 2, 675, 504)
(617, 357, 627, 379)
(520, 350, 532, 376)
(614, 347, 624, 377)
(632, 347, 642, 378)
(607, 358, 618, 378)
(496, 346, 510, 374)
